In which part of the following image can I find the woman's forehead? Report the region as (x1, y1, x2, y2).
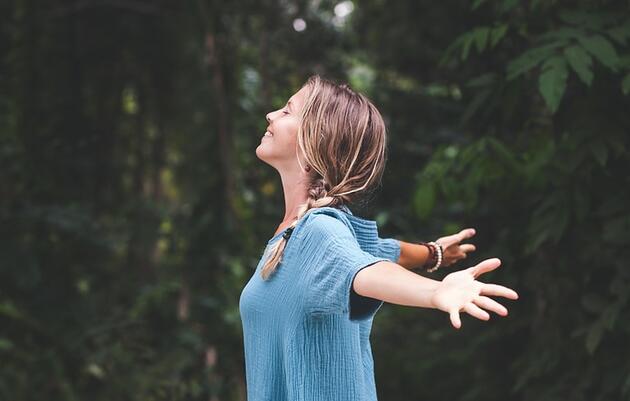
(289, 86, 309, 107)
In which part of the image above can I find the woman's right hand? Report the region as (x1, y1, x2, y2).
(430, 258, 519, 329)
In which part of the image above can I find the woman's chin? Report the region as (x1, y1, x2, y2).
(255, 145, 272, 162)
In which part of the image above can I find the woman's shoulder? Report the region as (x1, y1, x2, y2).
(301, 206, 353, 231)
(295, 206, 358, 245)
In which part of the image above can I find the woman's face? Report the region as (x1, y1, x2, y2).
(256, 85, 309, 171)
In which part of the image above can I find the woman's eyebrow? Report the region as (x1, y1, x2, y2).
(287, 99, 293, 110)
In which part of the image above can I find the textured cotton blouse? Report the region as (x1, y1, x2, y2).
(238, 205, 401, 401)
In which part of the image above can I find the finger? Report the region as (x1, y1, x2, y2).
(459, 244, 476, 253)
(473, 296, 508, 316)
(480, 283, 519, 299)
(468, 258, 501, 278)
(450, 309, 461, 329)
(458, 228, 476, 241)
(464, 302, 490, 321)
(436, 237, 455, 248)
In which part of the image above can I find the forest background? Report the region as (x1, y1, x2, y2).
(1, 0, 630, 400)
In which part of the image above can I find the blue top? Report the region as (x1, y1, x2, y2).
(239, 206, 401, 401)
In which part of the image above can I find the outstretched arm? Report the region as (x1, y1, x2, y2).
(392, 228, 478, 271)
(352, 257, 518, 329)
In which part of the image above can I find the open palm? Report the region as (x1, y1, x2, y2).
(430, 258, 519, 329)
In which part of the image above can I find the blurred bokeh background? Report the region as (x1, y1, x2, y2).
(1, 0, 629, 400)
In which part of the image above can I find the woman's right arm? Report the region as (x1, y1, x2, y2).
(397, 239, 431, 270)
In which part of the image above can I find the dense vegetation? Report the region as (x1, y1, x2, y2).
(1, 0, 628, 400)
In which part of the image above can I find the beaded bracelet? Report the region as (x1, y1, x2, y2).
(418, 241, 435, 269)
(426, 241, 443, 272)
(418, 241, 443, 272)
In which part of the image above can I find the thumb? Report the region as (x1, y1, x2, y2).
(469, 258, 501, 278)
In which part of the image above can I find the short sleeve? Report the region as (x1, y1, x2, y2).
(302, 214, 390, 321)
(375, 236, 401, 263)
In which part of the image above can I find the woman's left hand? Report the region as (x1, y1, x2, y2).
(435, 228, 477, 267)
(430, 258, 519, 329)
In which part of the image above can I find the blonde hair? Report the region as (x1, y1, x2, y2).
(260, 74, 389, 280)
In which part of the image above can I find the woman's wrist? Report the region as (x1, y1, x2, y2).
(398, 240, 430, 270)
(398, 240, 444, 272)
(418, 241, 443, 272)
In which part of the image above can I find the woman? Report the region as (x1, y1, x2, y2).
(239, 75, 519, 401)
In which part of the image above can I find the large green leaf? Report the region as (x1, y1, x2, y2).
(563, 45, 593, 86)
(578, 34, 620, 71)
(473, 27, 491, 53)
(538, 56, 569, 113)
(507, 42, 563, 80)
(490, 24, 508, 48)
(461, 32, 475, 60)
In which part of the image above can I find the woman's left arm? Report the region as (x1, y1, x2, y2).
(352, 257, 518, 329)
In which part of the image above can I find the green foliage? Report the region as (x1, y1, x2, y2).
(381, 1, 630, 400)
(538, 55, 569, 113)
(564, 45, 594, 86)
(1, 0, 629, 400)
(412, 183, 435, 220)
(451, 6, 630, 113)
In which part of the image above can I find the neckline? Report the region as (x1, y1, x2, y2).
(266, 205, 355, 245)
(267, 205, 373, 245)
